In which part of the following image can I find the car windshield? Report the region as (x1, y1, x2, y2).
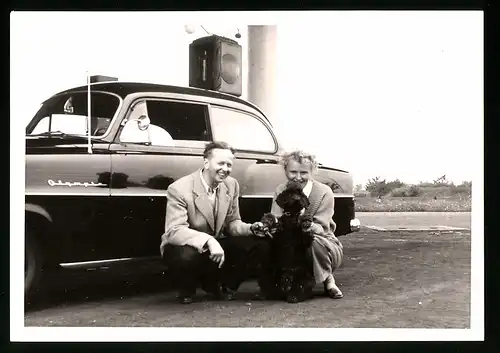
(26, 91, 121, 137)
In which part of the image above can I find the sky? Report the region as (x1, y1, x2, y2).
(11, 11, 483, 187)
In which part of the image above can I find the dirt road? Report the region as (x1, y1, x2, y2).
(25, 229, 471, 328)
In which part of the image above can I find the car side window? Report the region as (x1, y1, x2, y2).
(120, 99, 211, 147)
(210, 106, 276, 152)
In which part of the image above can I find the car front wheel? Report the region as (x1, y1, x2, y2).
(25, 232, 42, 300)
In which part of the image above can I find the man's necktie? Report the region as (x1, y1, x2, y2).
(213, 188, 219, 236)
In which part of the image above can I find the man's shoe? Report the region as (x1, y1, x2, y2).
(218, 285, 237, 301)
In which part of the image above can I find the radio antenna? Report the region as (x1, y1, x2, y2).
(200, 25, 211, 35)
(86, 71, 93, 154)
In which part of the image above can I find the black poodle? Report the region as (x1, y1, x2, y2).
(259, 181, 316, 303)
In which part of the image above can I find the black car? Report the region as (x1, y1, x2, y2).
(25, 81, 361, 298)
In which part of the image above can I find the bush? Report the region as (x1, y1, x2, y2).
(389, 185, 420, 197)
(365, 177, 389, 197)
(407, 185, 421, 197)
(364, 177, 471, 198)
(417, 182, 435, 188)
(388, 179, 404, 189)
(419, 186, 451, 197)
(449, 184, 472, 198)
(365, 177, 407, 197)
(390, 187, 407, 197)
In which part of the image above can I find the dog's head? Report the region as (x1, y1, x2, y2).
(275, 181, 310, 215)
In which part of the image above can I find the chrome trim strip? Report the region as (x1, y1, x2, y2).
(25, 192, 110, 196)
(107, 193, 167, 197)
(25, 192, 355, 198)
(240, 194, 273, 198)
(240, 194, 355, 199)
(59, 257, 158, 268)
(332, 194, 356, 198)
(25, 192, 165, 197)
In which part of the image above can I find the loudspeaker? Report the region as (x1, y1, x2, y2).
(189, 35, 242, 97)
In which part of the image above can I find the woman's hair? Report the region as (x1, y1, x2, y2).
(279, 150, 319, 173)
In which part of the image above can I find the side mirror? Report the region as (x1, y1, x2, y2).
(120, 115, 150, 144)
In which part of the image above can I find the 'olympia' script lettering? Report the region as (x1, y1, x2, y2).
(47, 179, 106, 188)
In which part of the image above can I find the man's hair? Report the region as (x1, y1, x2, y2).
(203, 141, 236, 159)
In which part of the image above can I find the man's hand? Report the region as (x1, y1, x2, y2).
(206, 238, 225, 268)
(250, 222, 272, 238)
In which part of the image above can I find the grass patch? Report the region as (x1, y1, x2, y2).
(354, 196, 471, 212)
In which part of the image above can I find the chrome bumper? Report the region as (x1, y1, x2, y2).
(350, 218, 361, 232)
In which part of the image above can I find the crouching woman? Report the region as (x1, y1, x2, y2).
(270, 150, 344, 299)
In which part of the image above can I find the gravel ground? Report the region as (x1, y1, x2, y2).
(24, 229, 471, 328)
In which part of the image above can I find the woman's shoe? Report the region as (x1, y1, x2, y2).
(324, 286, 343, 299)
(323, 275, 343, 299)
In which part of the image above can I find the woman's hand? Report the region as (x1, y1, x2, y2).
(302, 219, 323, 235)
(300, 217, 314, 233)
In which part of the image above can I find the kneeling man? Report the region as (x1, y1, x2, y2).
(160, 141, 272, 304)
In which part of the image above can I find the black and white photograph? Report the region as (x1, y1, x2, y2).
(11, 10, 483, 342)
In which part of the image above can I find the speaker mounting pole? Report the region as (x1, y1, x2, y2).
(247, 25, 277, 124)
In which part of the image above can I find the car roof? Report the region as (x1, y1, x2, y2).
(51, 81, 271, 125)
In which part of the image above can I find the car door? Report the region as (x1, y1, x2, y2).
(108, 97, 212, 259)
